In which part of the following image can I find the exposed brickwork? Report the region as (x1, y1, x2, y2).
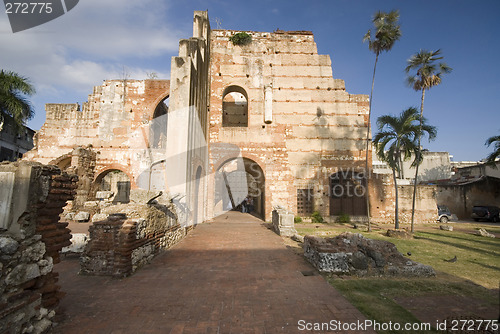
(80, 206, 187, 277)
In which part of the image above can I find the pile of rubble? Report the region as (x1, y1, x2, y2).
(303, 232, 435, 277)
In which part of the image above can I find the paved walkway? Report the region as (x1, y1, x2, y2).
(52, 212, 373, 333)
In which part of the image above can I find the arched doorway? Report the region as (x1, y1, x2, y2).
(214, 157, 265, 219)
(329, 171, 367, 216)
(95, 169, 131, 204)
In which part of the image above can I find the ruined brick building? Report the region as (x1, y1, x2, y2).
(24, 11, 436, 226)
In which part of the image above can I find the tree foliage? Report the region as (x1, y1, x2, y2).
(373, 107, 436, 229)
(363, 10, 402, 57)
(405, 49, 452, 92)
(0, 70, 35, 132)
(229, 32, 252, 46)
(485, 134, 500, 166)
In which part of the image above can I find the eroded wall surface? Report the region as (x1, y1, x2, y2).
(24, 79, 170, 192)
(208, 29, 370, 220)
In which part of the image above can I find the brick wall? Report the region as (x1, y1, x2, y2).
(80, 205, 188, 277)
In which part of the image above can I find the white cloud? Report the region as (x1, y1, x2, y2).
(0, 0, 184, 96)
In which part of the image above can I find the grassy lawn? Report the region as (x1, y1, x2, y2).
(294, 222, 500, 332)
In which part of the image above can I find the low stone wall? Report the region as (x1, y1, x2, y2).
(80, 205, 188, 277)
(0, 161, 76, 333)
(303, 232, 435, 277)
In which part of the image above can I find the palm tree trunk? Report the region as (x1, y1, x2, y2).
(393, 165, 399, 229)
(410, 88, 426, 232)
(364, 52, 378, 232)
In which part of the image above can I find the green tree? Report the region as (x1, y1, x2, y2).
(363, 10, 402, 231)
(0, 70, 36, 132)
(405, 49, 451, 231)
(373, 107, 436, 229)
(485, 133, 500, 166)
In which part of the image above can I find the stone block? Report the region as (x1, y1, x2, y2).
(0, 236, 19, 255)
(92, 213, 108, 222)
(0, 172, 15, 230)
(74, 211, 90, 222)
(96, 191, 114, 200)
(272, 208, 296, 237)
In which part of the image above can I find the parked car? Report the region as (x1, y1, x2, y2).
(437, 205, 453, 223)
(471, 205, 500, 223)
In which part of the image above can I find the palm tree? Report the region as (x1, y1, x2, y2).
(405, 49, 451, 232)
(485, 133, 500, 166)
(0, 70, 36, 132)
(373, 107, 436, 229)
(363, 10, 401, 231)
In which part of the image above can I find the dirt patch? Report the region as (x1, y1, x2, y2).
(394, 294, 499, 324)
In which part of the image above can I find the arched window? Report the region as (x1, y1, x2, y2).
(150, 96, 169, 148)
(222, 86, 248, 127)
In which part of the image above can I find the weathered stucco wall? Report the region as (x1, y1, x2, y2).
(437, 177, 500, 219)
(24, 79, 170, 193)
(208, 29, 370, 221)
(370, 173, 438, 224)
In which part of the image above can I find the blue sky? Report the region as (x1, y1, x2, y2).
(1, 0, 499, 162)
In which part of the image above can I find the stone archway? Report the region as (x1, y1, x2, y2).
(214, 157, 265, 219)
(94, 169, 131, 204)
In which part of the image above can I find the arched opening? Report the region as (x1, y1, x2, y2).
(95, 169, 131, 204)
(222, 86, 248, 127)
(214, 157, 265, 219)
(56, 156, 72, 171)
(329, 171, 367, 217)
(150, 96, 169, 149)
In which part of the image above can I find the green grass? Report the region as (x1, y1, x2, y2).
(295, 222, 500, 333)
(297, 223, 500, 289)
(328, 277, 496, 334)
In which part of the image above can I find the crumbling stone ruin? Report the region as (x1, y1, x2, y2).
(80, 203, 187, 277)
(303, 233, 435, 277)
(0, 161, 76, 332)
(23, 11, 438, 227)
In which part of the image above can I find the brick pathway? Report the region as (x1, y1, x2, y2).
(52, 212, 373, 334)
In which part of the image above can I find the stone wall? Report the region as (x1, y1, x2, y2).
(369, 173, 438, 225)
(0, 161, 76, 333)
(207, 29, 370, 221)
(80, 205, 187, 277)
